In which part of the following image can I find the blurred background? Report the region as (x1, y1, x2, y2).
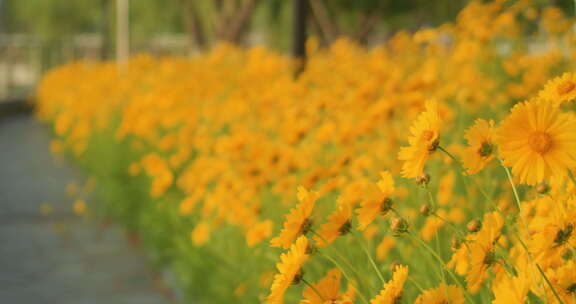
(3, 0, 575, 101)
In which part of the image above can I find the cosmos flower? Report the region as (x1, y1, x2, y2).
(462, 119, 495, 175)
(315, 198, 353, 248)
(491, 274, 530, 304)
(465, 212, 504, 293)
(496, 99, 576, 185)
(300, 269, 354, 304)
(413, 284, 464, 304)
(268, 236, 310, 304)
(271, 187, 317, 249)
(356, 171, 395, 231)
(539, 72, 576, 104)
(398, 100, 442, 179)
(370, 265, 408, 304)
(246, 220, 274, 247)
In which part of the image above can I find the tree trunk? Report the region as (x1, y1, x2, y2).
(182, 0, 207, 51)
(308, 0, 338, 43)
(219, 0, 258, 44)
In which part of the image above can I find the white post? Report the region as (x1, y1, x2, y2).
(116, 0, 129, 69)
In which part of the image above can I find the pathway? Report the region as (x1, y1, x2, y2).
(0, 113, 170, 304)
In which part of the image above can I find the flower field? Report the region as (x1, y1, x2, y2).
(36, 1, 576, 303)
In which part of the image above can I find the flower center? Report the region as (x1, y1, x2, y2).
(557, 80, 576, 96)
(338, 221, 352, 235)
(291, 269, 304, 285)
(478, 141, 493, 157)
(299, 218, 313, 235)
(422, 130, 434, 142)
(554, 224, 573, 247)
(380, 197, 393, 214)
(483, 251, 496, 265)
(528, 131, 553, 154)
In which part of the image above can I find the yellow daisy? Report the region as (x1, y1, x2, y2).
(462, 119, 496, 175)
(465, 212, 504, 293)
(370, 265, 408, 304)
(271, 187, 317, 249)
(315, 199, 352, 248)
(492, 274, 530, 304)
(356, 171, 395, 231)
(539, 72, 576, 104)
(496, 99, 576, 185)
(398, 100, 442, 179)
(413, 284, 465, 304)
(246, 220, 273, 247)
(268, 236, 310, 304)
(542, 260, 576, 303)
(300, 269, 354, 304)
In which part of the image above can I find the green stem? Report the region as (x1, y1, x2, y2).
(309, 229, 372, 293)
(408, 232, 475, 304)
(500, 159, 549, 296)
(499, 159, 530, 237)
(318, 251, 370, 304)
(568, 169, 576, 188)
(438, 146, 458, 162)
(439, 145, 499, 212)
(408, 275, 426, 294)
(535, 263, 566, 304)
(432, 212, 466, 239)
(352, 231, 386, 285)
(302, 278, 325, 302)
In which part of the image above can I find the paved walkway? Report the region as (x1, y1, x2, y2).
(0, 114, 169, 304)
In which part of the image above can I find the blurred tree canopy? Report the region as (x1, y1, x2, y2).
(2, 0, 575, 53)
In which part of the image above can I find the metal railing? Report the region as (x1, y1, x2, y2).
(0, 33, 191, 102)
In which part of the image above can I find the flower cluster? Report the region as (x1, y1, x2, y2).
(36, 1, 576, 303)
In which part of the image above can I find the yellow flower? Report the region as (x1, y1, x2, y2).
(191, 221, 211, 246)
(496, 99, 576, 185)
(398, 100, 442, 179)
(73, 199, 87, 215)
(271, 187, 317, 249)
(462, 119, 495, 175)
(246, 220, 273, 247)
(413, 284, 464, 304)
(268, 236, 310, 304)
(492, 274, 529, 304)
(376, 236, 396, 260)
(357, 171, 395, 231)
(530, 196, 576, 259)
(539, 72, 576, 104)
(465, 212, 503, 293)
(420, 209, 446, 241)
(315, 199, 352, 248)
(179, 196, 197, 215)
(300, 269, 352, 304)
(542, 260, 576, 303)
(370, 265, 408, 304)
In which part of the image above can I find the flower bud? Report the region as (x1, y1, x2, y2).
(467, 219, 482, 233)
(451, 236, 463, 250)
(389, 261, 401, 272)
(419, 204, 431, 216)
(416, 173, 430, 186)
(390, 217, 409, 234)
(536, 182, 550, 195)
(380, 197, 393, 214)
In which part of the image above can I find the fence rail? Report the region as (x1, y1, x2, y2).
(0, 33, 191, 102)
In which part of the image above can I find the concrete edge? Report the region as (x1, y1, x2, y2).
(0, 99, 34, 119)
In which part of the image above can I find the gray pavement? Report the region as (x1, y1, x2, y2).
(0, 114, 170, 304)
